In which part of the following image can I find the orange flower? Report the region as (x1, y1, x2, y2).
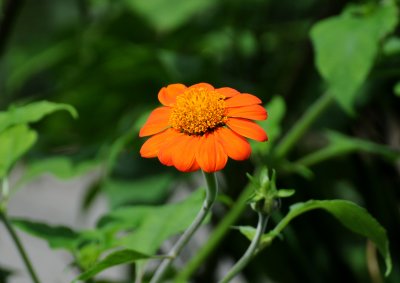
(139, 83, 268, 173)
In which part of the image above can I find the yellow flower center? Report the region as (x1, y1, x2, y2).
(170, 87, 227, 135)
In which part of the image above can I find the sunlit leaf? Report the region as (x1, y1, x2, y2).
(12, 218, 79, 251)
(73, 249, 154, 282)
(0, 101, 78, 133)
(311, 1, 398, 112)
(0, 125, 37, 178)
(98, 189, 204, 254)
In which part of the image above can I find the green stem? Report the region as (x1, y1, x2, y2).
(150, 171, 218, 283)
(174, 182, 254, 283)
(275, 92, 334, 159)
(0, 212, 41, 283)
(218, 212, 269, 283)
(0, 177, 9, 211)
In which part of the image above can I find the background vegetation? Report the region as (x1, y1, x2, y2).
(0, 0, 400, 282)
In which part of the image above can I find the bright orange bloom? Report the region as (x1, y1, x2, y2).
(139, 83, 268, 173)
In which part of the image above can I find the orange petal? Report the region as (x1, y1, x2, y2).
(216, 87, 240, 98)
(215, 127, 251, 160)
(139, 107, 171, 137)
(189, 82, 214, 91)
(226, 105, 267, 121)
(172, 135, 200, 172)
(226, 118, 268, 142)
(158, 84, 187, 106)
(225, 93, 262, 107)
(196, 133, 228, 173)
(157, 131, 184, 166)
(140, 129, 174, 158)
(187, 160, 200, 172)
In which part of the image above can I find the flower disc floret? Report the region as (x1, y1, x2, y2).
(169, 87, 227, 135)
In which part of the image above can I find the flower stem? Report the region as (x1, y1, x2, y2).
(149, 171, 218, 283)
(174, 182, 254, 283)
(0, 211, 41, 283)
(218, 212, 269, 283)
(275, 92, 334, 159)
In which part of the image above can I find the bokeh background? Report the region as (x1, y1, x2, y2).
(1, 0, 400, 282)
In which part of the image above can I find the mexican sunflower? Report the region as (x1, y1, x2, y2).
(139, 83, 268, 173)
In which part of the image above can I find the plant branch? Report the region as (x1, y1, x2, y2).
(0, 0, 25, 58)
(0, 212, 41, 283)
(218, 212, 269, 283)
(275, 92, 334, 159)
(150, 171, 218, 283)
(174, 181, 255, 283)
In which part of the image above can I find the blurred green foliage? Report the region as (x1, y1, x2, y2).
(1, 0, 400, 282)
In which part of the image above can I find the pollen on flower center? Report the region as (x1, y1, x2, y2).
(169, 87, 227, 135)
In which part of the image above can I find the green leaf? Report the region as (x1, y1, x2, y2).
(394, 81, 400, 97)
(126, 0, 215, 32)
(252, 96, 286, 155)
(12, 218, 79, 251)
(104, 110, 147, 173)
(297, 131, 400, 167)
(310, 1, 398, 112)
(0, 266, 13, 282)
(0, 100, 78, 133)
(103, 174, 172, 208)
(0, 125, 37, 178)
(236, 225, 274, 249)
(276, 189, 295, 198)
(269, 200, 392, 276)
(18, 157, 99, 186)
(6, 40, 74, 93)
(383, 36, 400, 56)
(73, 249, 153, 282)
(98, 189, 204, 255)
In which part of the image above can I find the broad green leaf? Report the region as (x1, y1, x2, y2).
(98, 189, 204, 255)
(126, 0, 215, 32)
(394, 81, 400, 97)
(257, 200, 392, 276)
(18, 157, 99, 186)
(103, 174, 172, 208)
(297, 131, 400, 167)
(12, 218, 79, 251)
(73, 249, 153, 282)
(0, 125, 37, 178)
(12, 218, 109, 269)
(252, 96, 286, 155)
(0, 100, 78, 133)
(311, 1, 398, 112)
